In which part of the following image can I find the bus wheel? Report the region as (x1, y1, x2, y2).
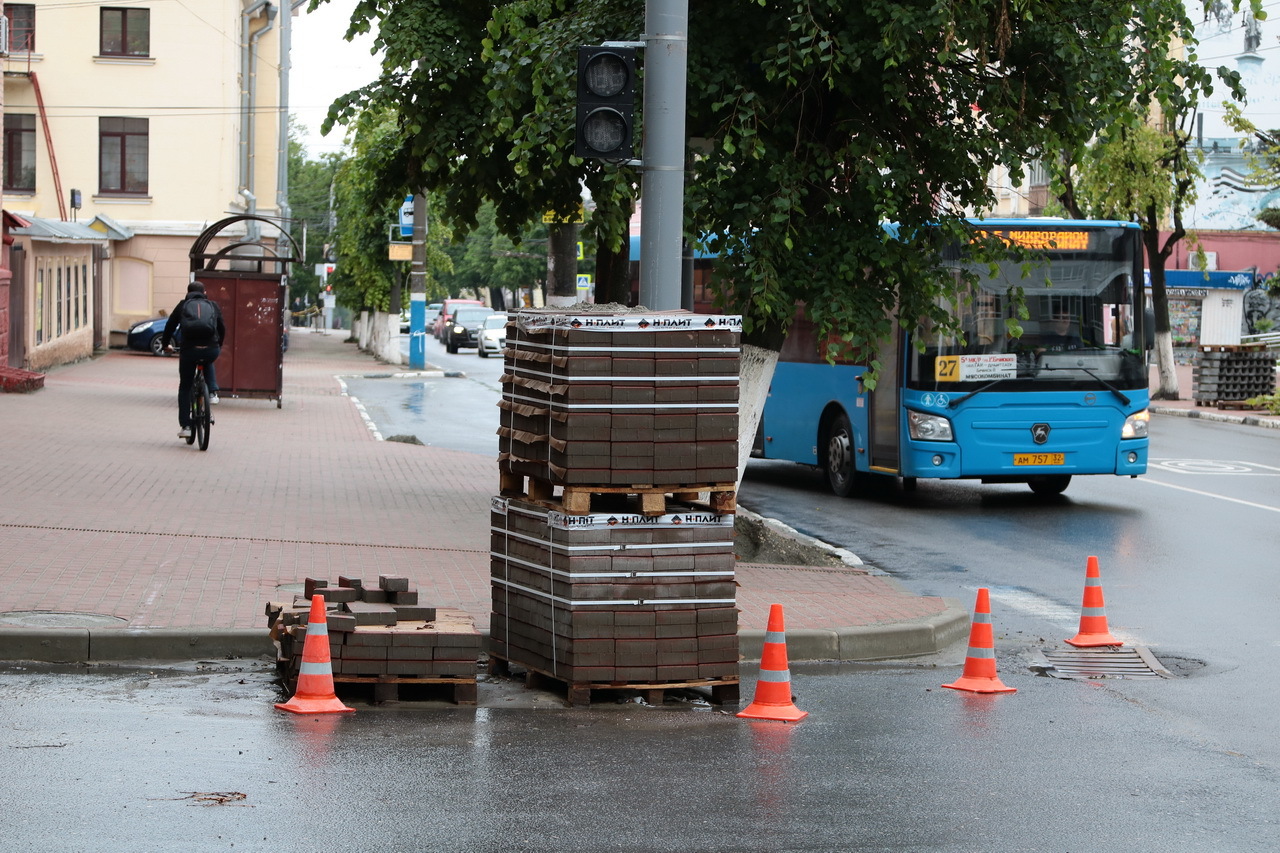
(1028, 475, 1071, 496)
(823, 412, 859, 497)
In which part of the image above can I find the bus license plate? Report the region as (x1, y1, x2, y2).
(1013, 453, 1064, 466)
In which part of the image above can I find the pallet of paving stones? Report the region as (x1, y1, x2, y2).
(488, 495, 740, 706)
(487, 652, 740, 708)
(266, 574, 481, 705)
(489, 496, 739, 604)
(497, 470, 736, 516)
(499, 308, 742, 489)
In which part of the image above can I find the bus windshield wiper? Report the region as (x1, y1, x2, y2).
(1036, 363, 1131, 405)
(949, 377, 1014, 408)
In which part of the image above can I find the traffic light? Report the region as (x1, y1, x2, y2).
(575, 46, 636, 160)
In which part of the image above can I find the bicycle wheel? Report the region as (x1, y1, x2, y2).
(184, 375, 197, 445)
(192, 371, 211, 451)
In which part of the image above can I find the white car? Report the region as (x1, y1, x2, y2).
(476, 313, 509, 358)
(400, 302, 443, 334)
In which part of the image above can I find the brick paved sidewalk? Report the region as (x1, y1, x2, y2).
(0, 328, 962, 662)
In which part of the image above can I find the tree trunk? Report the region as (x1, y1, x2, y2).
(1153, 329, 1178, 398)
(595, 241, 633, 306)
(735, 343, 779, 490)
(1145, 230, 1181, 400)
(545, 223, 579, 308)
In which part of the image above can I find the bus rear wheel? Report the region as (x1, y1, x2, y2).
(1028, 475, 1071, 496)
(823, 412, 859, 497)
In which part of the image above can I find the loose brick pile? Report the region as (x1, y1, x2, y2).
(498, 310, 741, 486)
(490, 309, 743, 702)
(268, 575, 482, 684)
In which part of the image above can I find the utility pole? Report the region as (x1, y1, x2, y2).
(409, 192, 428, 369)
(638, 0, 688, 311)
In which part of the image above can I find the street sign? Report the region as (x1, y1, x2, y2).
(398, 196, 414, 238)
(388, 243, 412, 261)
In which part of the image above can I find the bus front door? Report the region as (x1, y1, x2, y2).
(867, 330, 901, 474)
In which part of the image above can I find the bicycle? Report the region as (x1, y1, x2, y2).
(187, 362, 214, 451)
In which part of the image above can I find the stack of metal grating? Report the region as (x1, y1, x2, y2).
(1192, 344, 1278, 405)
(491, 308, 744, 702)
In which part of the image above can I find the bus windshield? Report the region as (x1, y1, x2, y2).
(908, 223, 1147, 392)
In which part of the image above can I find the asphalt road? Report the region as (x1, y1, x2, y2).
(5, 349, 1278, 850)
(2, 656, 1275, 852)
(740, 414, 1280, 772)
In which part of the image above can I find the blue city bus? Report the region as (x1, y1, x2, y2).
(754, 219, 1151, 496)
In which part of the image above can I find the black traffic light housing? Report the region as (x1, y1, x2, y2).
(575, 46, 636, 160)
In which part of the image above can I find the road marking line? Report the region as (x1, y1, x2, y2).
(1138, 477, 1280, 514)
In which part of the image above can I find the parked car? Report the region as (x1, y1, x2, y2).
(433, 298, 484, 339)
(400, 301, 442, 334)
(127, 314, 288, 354)
(127, 316, 177, 355)
(476, 313, 509, 358)
(442, 306, 496, 353)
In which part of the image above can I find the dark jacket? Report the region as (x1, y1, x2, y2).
(161, 293, 226, 348)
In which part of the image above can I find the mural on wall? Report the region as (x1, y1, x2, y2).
(1243, 282, 1280, 333)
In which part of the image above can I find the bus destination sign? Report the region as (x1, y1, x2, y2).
(935, 353, 1018, 382)
(974, 229, 1091, 252)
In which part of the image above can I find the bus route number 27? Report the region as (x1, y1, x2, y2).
(935, 356, 960, 382)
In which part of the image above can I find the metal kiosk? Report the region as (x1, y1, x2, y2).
(189, 216, 299, 409)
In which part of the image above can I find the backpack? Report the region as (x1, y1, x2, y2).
(180, 297, 219, 345)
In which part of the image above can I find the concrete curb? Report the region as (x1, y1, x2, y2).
(1150, 404, 1280, 429)
(738, 602, 970, 662)
(0, 627, 272, 664)
(0, 615, 973, 665)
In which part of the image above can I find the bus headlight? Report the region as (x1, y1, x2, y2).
(907, 410, 954, 442)
(1121, 409, 1149, 439)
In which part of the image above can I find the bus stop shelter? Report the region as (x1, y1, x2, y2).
(189, 216, 299, 408)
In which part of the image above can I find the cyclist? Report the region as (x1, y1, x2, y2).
(160, 281, 226, 440)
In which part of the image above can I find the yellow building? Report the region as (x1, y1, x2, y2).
(2, 1, 292, 371)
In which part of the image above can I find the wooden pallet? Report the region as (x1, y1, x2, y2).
(283, 672, 478, 705)
(499, 472, 736, 516)
(489, 653, 740, 708)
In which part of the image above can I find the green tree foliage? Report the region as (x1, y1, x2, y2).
(285, 117, 342, 306)
(328, 114, 452, 312)
(1046, 1, 1260, 398)
(314, 0, 1226, 358)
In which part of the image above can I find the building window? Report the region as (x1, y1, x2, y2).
(3, 114, 36, 192)
(100, 7, 149, 57)
(3, 3, 35, 53)
(99, 117, 149, 194)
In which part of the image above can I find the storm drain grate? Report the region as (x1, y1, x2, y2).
(1033, 646, 1173, 680)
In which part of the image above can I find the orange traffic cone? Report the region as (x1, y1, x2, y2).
(738, 604, 808, 722)
(943, 588, 1016, 694)
(275, 594, 355, 715)
(1065, 555, 1123, 648)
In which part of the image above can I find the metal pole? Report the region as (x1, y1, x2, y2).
(638, 0, 688, 311)
(409, 192, 427, 369)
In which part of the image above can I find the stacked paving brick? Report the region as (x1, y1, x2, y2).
(1192, 345, 1277, 405)
(490, 497, 740, 687)
(267, 574, 481, 704)
(498, 309, 741, 487)
(491, 308, 743, 705)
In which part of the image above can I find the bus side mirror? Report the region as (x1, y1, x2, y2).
(1143, 308, 1155, 350)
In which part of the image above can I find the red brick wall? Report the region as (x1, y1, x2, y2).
(0, 269, 10, 366)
